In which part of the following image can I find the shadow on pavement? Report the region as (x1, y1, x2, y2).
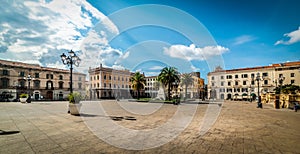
(0, 130, 20, 135)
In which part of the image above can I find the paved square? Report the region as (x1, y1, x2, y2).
(0, 100, 299, 153)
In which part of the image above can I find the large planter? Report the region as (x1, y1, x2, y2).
(20, 98, 27, 103)
(69, 103, 82, 115)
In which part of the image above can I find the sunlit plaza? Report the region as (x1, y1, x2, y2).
(1, 100, 299, 153)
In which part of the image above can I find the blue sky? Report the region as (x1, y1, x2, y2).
(0, 0, 299, 81)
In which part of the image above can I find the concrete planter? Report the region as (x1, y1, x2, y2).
(69, 103, 82, 115)
(20, 98, 27, 103)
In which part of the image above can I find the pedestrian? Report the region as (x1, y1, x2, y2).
(294, 102, 299, 112)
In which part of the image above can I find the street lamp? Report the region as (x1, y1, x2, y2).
(60, 50, 81, 94)
(252, 72, 264, 108)
(24, 75, 32, 103)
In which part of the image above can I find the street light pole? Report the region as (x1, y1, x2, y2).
(60, 50, 81, 113)
(24, 75, 32, 103)
(255, 73, 263, 108)
(60, 50, 81, 94)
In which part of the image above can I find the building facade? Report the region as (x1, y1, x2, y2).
(88, 64, 132, 99)
(207, 61, 300, 100)
(0, 59, 86, 101)
(177, 72, 205, 99)
(145, 76, 159, 98)
(144, 72, 205, 99)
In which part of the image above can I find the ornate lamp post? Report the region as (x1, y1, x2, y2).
(60, 50, 81, 94)
(252, 73, 264, 108)
(24, 75, 32, 103)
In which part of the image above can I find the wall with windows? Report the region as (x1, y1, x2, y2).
(0, 59, 86, 101)
(207, 61, 300, 100)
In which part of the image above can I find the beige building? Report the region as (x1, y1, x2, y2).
(146, 72, 205, 99)
(88, 64, 132, 99)
(0, 59, 86, 101)
(145, 76, 159, 98)
(207, 61, 300, 100)
(177, 72, 205, 99)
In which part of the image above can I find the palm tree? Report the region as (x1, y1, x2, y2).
(157, 67, 180, 100)
(181, 73, 194, 100)
(130, 72, 145, 99)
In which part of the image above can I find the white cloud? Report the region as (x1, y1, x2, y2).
(233, 35, 256, 45)
(149, 66, 164, 70)
(0, 0, 119, 71)
(163, 44, 229, 61)
(275, 27, 300, 45)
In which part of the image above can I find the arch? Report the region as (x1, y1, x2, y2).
(46, 91, 53, 100)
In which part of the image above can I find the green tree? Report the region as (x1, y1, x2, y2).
(157, 67, 180, 100)
(275, 84, 300, 94)
(181, 73, 194, 100)
(130, 72, 146, 99)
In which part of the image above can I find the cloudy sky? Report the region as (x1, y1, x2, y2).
(1, 0, 299, 80)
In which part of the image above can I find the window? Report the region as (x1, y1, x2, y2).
(279, 74, 283, 78)
(34, 80, 40, 88)
(1, 78, 9, 88)
(79, 77, 82, 81)
(78, 83, 82, 89)
(104, 75, 106, 80)
(35, 73, 39, 78)
(122, 77, 124, 81)
(104, 83, 106, 88)
(264, 80, 268, 85)
(46, 74, 53, 79)
(58, 82, 63, 89)
(221, 76, 224, 80)
(242, 74, 248, 78)
(226, 75, 232, 79)
(251, 73, 255, 78)
(291, 80, 295, 84)
(109, 76, 111, 80)
(291, 73, 295, 77)
(59, 75, 63, 80)
(235, 81, 238, 86)
(212, 83, 215, 86)
(221, 82, 224, 86)
(235, 75, 239, 79)
(97, 75, 99, 80)
(262, 72, 268, 77)
(20, 80, 26, 88)
(243, 81, 247, 85)
(97, 83, 99, 88)
(251, 80, 255, 85)
(211, 76, 215, 80)
(3, 70, 9, 75)
(20, 71, 25, 77)
(228, 82, 231, 86)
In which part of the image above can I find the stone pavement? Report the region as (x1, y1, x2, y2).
(0, 100, 299, 154)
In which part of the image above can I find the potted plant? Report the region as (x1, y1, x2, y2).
(19, 94, 28, 103)
(68, 92, 82, 115)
